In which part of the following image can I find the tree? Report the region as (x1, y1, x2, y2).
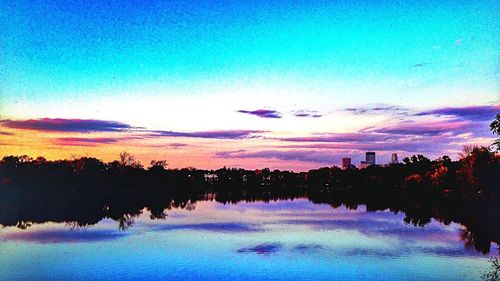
(149, 160, 168, 170)
(118, 152, 143, 169)
(458, 145, 498, 197)
(490, 113, 500, 151)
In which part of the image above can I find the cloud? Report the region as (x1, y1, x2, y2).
(344, 105, 406, 115)
(412, 63, 431, 68)
(237, 109, 281, 119)
(215, 149, 338, 164)
(362, 120, 470, 136)
(415, 105, 499, 122)
(0, 131, 13, 136)
(169, 143, 188, 148)
(279, 132, 395, 143)
(0, 118, 134, 133)
(278, 141, 446, 153)
(54, 137, 121, 146)
(150, 130, 265, 139)
(292, 110, 322, 118)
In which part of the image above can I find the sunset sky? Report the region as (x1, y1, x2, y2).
(0, 0, 498, 171)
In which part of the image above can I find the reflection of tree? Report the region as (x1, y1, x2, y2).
(460, 228, 493, 255)
(117, 214, 136, 231)
(481, 257, 500, 281)
(0, 147, 498, 254)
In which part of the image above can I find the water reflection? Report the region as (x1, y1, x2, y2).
(1, 228, 129, 243)
(237, 243, 283, 255)
(0, 199, 497, 281)
(0, 185, 497, 255)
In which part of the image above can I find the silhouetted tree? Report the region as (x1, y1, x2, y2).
(491, 113, 500, 151)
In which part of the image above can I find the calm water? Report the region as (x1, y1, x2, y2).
(0, 199, 496, 280)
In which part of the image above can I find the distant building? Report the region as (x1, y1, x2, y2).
(391, 153, 398, 164)
(359, 161, 371, 169)
(342, 158, 351, 170)
(204, 173, 218, 183)
(366, 152, 376, 165)
(360, 152, 376, 169)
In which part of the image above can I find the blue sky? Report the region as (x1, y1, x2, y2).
(0, 0, 498, 170)
(2, 0, 497, 98)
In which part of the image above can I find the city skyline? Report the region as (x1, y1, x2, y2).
(0, 0, 498, 171)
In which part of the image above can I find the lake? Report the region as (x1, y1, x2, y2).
(0, 198, 496, 280)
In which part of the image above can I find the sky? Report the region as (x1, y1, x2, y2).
(0, 0, 498, 171)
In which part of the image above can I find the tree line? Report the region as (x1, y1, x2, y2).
(0, 114, 498, 254)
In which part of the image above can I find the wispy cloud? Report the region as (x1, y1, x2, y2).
(415, 105, 499, 122)
(344, 105, 406, 115)
(215, 149, 338, 164)
(0, 118, 134, 133)
(237, 109, 281, 119)
(412, 62, 431, 68)
(362, 120, 470, 136)
(54, 137, 121, 146)
(278, 141, 447, 153)
(169, 143, 188, 149)
(292, 110, 322, 118)
(279, 133, 395, 143)
(0, 118, 267, 141)
(150, 130, 265, 139)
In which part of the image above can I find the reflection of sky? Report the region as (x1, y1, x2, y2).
(0, 199, 495, 280)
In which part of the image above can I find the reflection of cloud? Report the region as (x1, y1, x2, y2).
(237, 243, 282, 255)
(237, 109, 281, 119)
(293, 244, 324, 253)
(417, 245, 480, 257)
(215, 199, 327, 212)
(0, 229, 129, 243)
(152, 222, 263, 233)
(0, 118, 134, 133)
(279, 218, 456, 242)
(282, 218, 380, 230)
(344, 247, 404, 258)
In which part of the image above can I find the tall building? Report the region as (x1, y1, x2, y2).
(342, 158, 351, 170)
(360, 152, 376, 168)
(391, 153, 398, 164)
(366, 152, 376, 165)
